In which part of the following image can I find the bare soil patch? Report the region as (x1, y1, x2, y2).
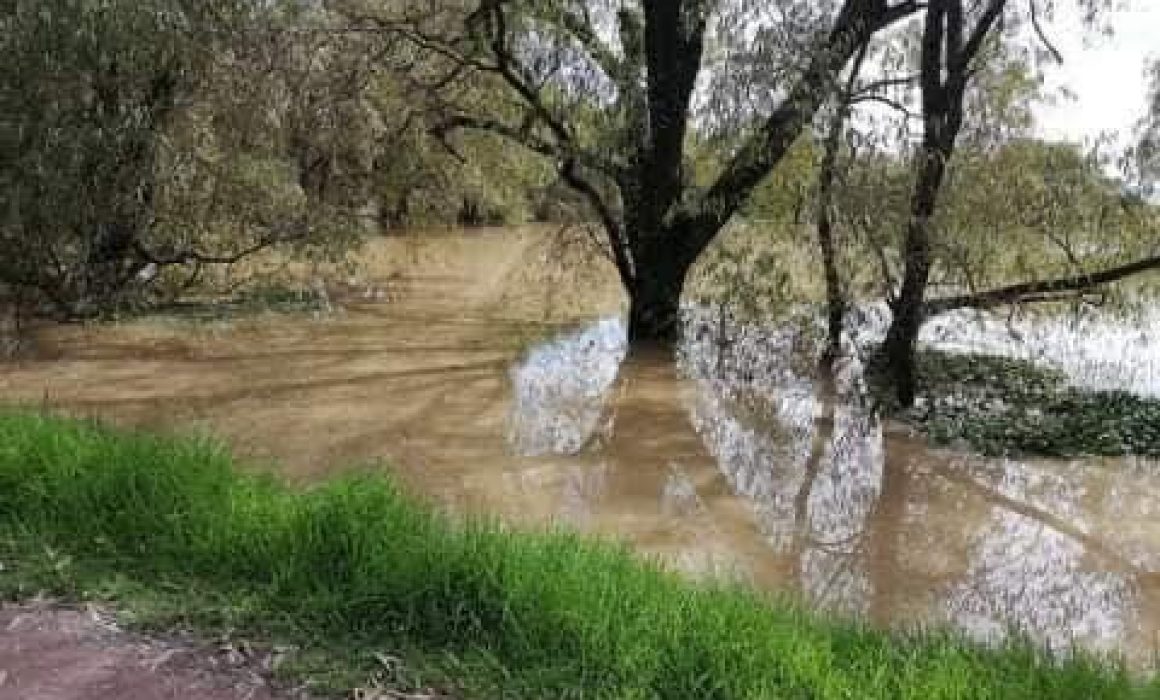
(0, 601, 307, 700)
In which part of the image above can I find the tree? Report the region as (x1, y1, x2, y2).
(875, 0, 1160, 405)
(879, 0, 1008, 406)
(2, 0, 206, 313)
(357, 0, 923, 344)
(0, 0, 368, 317)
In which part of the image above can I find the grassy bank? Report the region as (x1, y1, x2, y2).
(0, 412, 1153, 698)
(871, 349, 1160, 458)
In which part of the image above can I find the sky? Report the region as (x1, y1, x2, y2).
(1035, 0, 1159, 148)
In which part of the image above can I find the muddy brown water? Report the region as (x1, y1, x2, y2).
(3, 229, 1160, 670)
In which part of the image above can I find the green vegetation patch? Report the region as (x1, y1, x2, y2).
(0, 411, 1153, 698)
(873, 349, 1160, 458)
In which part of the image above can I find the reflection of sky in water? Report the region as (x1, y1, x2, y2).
(506, 307, 1160, 668)
(854, 303, 1160, 396)
(507, 317, 626, 456)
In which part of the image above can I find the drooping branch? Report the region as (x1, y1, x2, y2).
(131, 223, 313, 267)
(431, 114, 559, 160)
(477, 1, 575, 148)
(1027, 0, 1063, 65)
(922, 253, 1160, 317)
(561, 158, 635, 288)
(547, 5, 627, 92)
(377, 2, 632, 276)
(362, 3, 624, 176)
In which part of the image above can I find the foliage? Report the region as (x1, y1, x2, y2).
(0, 0, 324, 316)
(0, 0, 561, 320)
(1131, 59, 1160, 198)
(1, 411, 1152, 699)
(872, 349, 1160, 458)
(932, 141, 1160, 295)
(826, 136, 1160, 313)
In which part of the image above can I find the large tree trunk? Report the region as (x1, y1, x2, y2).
(627, 254, 690, 346)
(623, 221, 698, 346)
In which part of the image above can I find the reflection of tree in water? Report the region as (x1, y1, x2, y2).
(930, 459, 1160, 663)
(685, 311, 1160, 666)
(509, 314, 1160, 667)
(506, 317, 776, 576)
(680, 313, 885, 616)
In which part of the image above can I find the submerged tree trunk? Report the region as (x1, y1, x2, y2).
(817, 109, 849, 367)
(626, 243, 692, 346)
(882, 291, 924, 408)
(884, 133, 955, 404)
(628, 283, 683, 346)
(817, 141, 845, 365)
(881, 0, 1005, 407)
(883, 154, 942, 407)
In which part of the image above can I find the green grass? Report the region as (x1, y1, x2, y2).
(0, 411, 1155, 698)
(872, 349, 1160, 458)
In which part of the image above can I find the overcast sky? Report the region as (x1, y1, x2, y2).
(1036, 0, 1159, 147)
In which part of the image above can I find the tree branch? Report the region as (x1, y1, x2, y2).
(849, 93, 920, 119)
(432, 114, 560, 160)
(923, 253, 1160, 316)
(1028, 0, 1063, 65)
(479, 2, 577, 150)
(549, 6, 625, 89)
(131, 222, 312, 267)
(681, 0, 924, 245)
(560, 159, 634, 288)
(951, 0, 1007, 83)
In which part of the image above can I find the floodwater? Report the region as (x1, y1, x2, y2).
(3, 229, 1160, 669)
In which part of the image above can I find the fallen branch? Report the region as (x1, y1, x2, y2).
(922, 253, 1160, 317)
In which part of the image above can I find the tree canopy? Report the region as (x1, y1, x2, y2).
(2, 0, 1156, 409)
(347, 0, 925, 341)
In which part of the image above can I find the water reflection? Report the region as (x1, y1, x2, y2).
(508, 312, 1160, 668)
(855, 303, 1160, 397)
(508, 317, 626, 456)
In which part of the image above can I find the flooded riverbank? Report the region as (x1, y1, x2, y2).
(3, 229, 1159, 669)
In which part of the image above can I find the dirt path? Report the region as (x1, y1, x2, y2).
(0, 602, 307, 700)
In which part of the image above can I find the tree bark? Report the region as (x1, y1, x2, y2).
(882, 297, 923, 408)
(627, 247, 691, 346)
(883, 152, 944, 406)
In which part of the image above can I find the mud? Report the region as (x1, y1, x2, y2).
(0, 602, 305, 700)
